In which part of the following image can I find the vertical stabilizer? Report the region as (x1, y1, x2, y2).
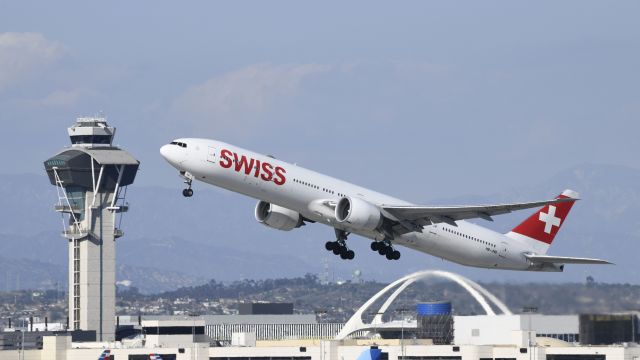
(505, 189, 579, 254)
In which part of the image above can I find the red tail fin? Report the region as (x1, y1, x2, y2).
(510, 189, 579, 245)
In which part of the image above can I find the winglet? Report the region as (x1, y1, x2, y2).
(561, 189, 580, 200)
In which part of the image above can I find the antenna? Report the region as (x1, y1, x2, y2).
(320, 257, 330, 285)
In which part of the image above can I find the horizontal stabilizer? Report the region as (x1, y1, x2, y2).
(524, 254, 612, 265)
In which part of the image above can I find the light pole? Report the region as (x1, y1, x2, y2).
(314, 309, 328, 360)
(395, 308, 409, 360)
(19, 318, 25, 360)
(522, 306, 538, 360)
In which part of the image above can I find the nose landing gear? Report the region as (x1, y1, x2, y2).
(180, 171, 194, 197)
(325, 229, 355, 260)
(370, 240, 401, 260)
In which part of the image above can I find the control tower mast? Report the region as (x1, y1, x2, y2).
(43, 117, 139, 341)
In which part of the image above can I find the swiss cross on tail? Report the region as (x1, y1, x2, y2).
(539, 206, 561, 234)
(511, 189, 579, 244)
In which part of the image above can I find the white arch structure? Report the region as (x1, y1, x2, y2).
(335, 270, 512, 340)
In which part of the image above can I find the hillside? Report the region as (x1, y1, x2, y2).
(0, 163, 639, 292)
(4, 276, 640, 324)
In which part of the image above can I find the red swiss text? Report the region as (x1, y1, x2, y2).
(219, 149, 286, 185)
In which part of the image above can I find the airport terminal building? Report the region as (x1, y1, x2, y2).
(2, 314, 640, 360)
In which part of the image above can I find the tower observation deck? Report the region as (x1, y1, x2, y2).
(43, 117, 139, 342)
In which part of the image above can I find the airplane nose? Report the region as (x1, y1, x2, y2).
(160, 143, 187, 167)
(160, 145, 171, 160)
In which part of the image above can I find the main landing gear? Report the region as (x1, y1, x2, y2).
(180, 171, 194, 197)
(371, 240, 401, 260)
(325, 229, 355, 260)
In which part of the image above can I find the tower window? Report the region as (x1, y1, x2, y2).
(71, 135, 112, 144)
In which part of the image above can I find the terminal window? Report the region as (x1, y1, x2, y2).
(130, 355, 176, 360)
(210, 357, 312, 360)
(399, 357, 461, 360)
(547, 356, 605, 360)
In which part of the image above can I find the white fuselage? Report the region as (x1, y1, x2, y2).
(161, 139, 538, 271)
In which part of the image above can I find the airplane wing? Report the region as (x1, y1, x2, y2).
(524, 254, 612, 265)
(382, 197, 576, 227)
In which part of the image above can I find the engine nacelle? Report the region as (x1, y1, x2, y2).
(255, 201, 303, 231)
(335, 196, 382, 231)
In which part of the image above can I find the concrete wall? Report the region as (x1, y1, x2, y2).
(454, 315, 579, 345)
(0, 349, 42, 360)
(209, 344, 319, 359)
(455, 315, 522, 345)
(41, 336, 70, 360)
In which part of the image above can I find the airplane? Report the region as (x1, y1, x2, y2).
(160, 139, 611, 272)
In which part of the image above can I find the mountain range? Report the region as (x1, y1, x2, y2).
(0, 163, 638, 293)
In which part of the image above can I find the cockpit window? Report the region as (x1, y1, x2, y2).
(170, 141, 187, 148)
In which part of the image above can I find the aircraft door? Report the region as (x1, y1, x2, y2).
(499, 241, 508, 258)
(206, 146, 216, 163)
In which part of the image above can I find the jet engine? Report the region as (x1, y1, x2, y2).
(335, 196, 382, 231)
(255, 201, 304, 231)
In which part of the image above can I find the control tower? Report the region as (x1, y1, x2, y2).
(43, 117, 139, 341)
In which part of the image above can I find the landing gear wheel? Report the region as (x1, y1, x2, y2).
(392, 250, 401, 260)
(378, 246, 389, 256)
(371, 242, 381, 251)
(182, 188, 194, 197)
(386, 251, 395, 260)
(329, 228, 355, 260)
(179, 171, 195, 197)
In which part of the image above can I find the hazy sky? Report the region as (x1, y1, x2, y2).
(1, 1, 639, 202)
